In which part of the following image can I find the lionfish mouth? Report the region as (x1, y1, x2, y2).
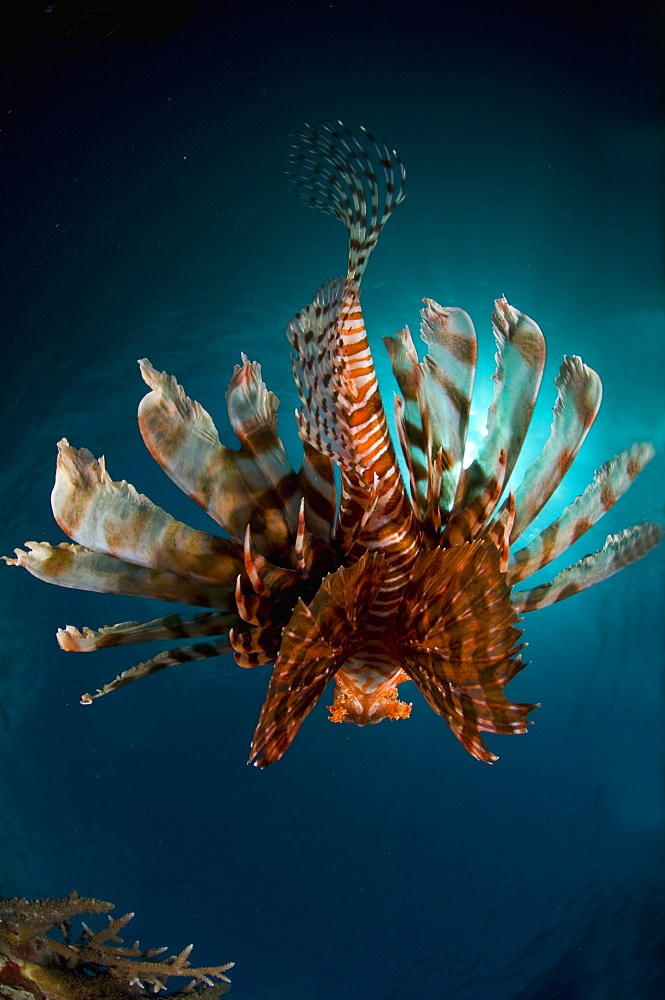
(4, 121, 661, 768)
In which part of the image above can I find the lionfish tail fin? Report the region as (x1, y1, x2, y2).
(288, 120, 406, 284)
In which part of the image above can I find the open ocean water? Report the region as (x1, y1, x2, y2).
(1, 2, 663, 998)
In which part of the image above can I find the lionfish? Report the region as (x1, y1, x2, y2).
(5, 123, 660, 768)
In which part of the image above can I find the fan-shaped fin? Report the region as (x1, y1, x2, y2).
(57, 610, 240, 651)
(456, 298, 545, 513)
(51, 440, 243, 587)
(289, 120, 406, 284)
(508, 442, 656, 584)
(419, 300, 477, 514)
(137, 359, 252, 541)
(395, 541, 534, 763)
(249, 551, 386, 768)
(3, 541, 237, 609)
(226, 356, 301, 544)
(505, 355, 603, 542)
(512, 523, 663, 612)
(79, 637, 232, 705)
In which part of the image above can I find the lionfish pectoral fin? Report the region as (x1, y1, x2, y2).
(443, 449, 507, 546)
(51, 439, 243, 587)
(138, 358, 256, 542)
(249, 552, 386, 768)
(419, 300, 478, 518)
(507, 442, 657, 585)
(225, 356, 301, 547)
(384, 303, 480, 527)
(3, 541, 238, 609)
(506, 354, 603, 543)
(512, 523, 663, 613)
(57, 610, 241, 651)
(80, 637, 233, 705)
(395, 540, 534, 762)
(383, 325, 431, 515)
(456, 299, 545, 511)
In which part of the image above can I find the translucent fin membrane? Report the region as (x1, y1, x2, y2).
(289, 120, 406, 283)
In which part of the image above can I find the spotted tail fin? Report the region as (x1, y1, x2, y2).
(289, 120, 406, 284)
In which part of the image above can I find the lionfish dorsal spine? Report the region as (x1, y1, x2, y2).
(288, 123, 417, 585)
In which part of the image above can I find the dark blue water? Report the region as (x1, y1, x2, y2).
(1, 2, 663, 997)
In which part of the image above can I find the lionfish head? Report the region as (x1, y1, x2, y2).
(328, 661, 413, 726)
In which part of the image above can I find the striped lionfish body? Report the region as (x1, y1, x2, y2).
(5, 123, 660, 767)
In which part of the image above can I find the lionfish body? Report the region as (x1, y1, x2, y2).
(6, 123, 660, 767)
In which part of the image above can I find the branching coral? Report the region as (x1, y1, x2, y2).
(0, 892, 233, 999)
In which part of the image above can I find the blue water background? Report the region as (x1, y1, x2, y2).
(1, 3, 663, 997)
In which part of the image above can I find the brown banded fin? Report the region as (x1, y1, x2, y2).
(3, 541, 238, 609)
(508, 442, 656, 585)
(503, 354, 603, 543)
(249, 551, 386, 768)
(456, 298, 545, 513)
(395, 541, 534, 763)
(57, 610, 241, 652)
(512, 523, 663, 613)
(80, 637, 233, 705)
(51, 439, 243, 587)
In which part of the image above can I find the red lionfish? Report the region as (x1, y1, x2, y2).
(5, 122, 661, 768)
